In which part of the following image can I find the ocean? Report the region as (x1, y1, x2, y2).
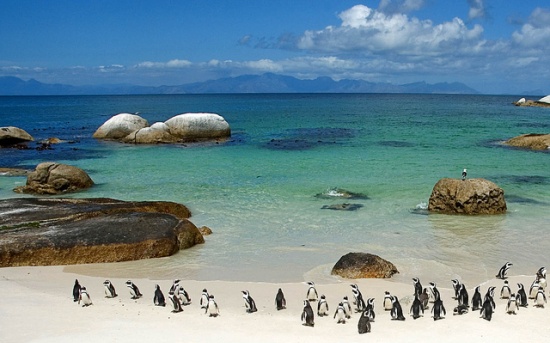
(0, 94, 549, 285)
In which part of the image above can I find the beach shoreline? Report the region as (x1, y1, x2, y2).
(0, 265, 546, 343)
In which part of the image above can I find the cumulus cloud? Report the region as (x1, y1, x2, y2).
(512, 8, 550, 48)
(467, 0, 488, 20)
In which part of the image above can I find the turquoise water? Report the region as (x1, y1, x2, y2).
(1, 94, 549, 285)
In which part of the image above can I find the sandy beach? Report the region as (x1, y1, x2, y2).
(0, 265, 546, 343)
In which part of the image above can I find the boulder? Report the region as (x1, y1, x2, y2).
(165, 113, 231, 141)
(122, 122, 179, 144)
(428, 178, 506, 215)
(331, 252, 399, 279)
(13, 162, 94, 195)
(504, 133, 550, 150)
(0, 197, 203, 267)
(538, 95, 550, 104)
(199, 226, 213, 235)
(0, 126, 34, 146)
(93, 113, 149, 139)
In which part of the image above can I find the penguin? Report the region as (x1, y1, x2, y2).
(177, 286, 191, 305)
(419, 288, 430, 310)
(317, 295, 329, 317)
(200, 288, 210, 309)
(462, 168, 467, 180)
(205, 294, 219, 317)
(242, 290, 258, 313)
(168, 279, 180, 294)
(410, 294, 424, 319)
(480, 298, 493, 321)
(383, 291, 393, 311)
(528, 280, 539, 299)
(103, 280, 117, 298)
(537, 266, 547, 279)
(342, 296, 352, 319)
(125, 280, 142, 300)
(453, 304, 468, 315)
(357, 310, 371, 334)
(412, 277, 423, 297)
(275, 288, 286, 311)
(516, 283, 529, 307)
(350, 284, 360, 305)
(353, 290, 366, 312)
(496, 262, 512, 279)
(484, 286, 496, 310)
(457, 283, 469, 307)
(500, 280, 511, 299)
(390, 296, 406, 321)
(72, 279, 81, 302)
(428, 282, 440, 303)
(534, 287, 547, 308)
(364, 298, 376, 322)
(431, 294, 446, 321)
(451, 279, 461, 300)
(471, 286, 483, 311)
(169, 293, 183, 313)
(301, 300, 315, 327)
(153, 284, 166, 307)
(78, 286, 93, 307)
(334, 302, 347, 324)
(506, 293, 519, 314)
(306, 281, 318, 302)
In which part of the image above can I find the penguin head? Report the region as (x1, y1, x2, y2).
(125, 280, 133, 286)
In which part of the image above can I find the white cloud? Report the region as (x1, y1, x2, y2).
(136, 59, 192, 69)
(512, 8, 550, 48)
(467, 0, 488, 20)
(378, 0, 425, 14)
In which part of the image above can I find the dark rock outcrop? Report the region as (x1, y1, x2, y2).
(428, 178, 507, 215)
(13, 162, 94, 195)
(331, 252, 399, 279)
(321, 203, 364, 211)
(0, 126, 34, 146)
(0, 198, 204, 267)
(315, 188, 369, 200)
(504, 133, 550, 150)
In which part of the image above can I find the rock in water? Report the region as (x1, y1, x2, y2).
(504, 133, 550, 150)
(93, 113, 149, 139)
(164, 113, 231, 141)
(428, 178, 506, 215)
(13, 162, 94, 195)
(0, 126, 34, 146)
(331, 252, 399, 279)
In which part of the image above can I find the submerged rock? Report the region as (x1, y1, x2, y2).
(504, 133, 550, 150)
(321, 203, 364, 211)
(0, 197, 204, 267)
(0, 126, 34, 146)
(331, 252, 399, 279)
(315, 188, 369, 200)
(13, 162, 94, 195)
(428, 178, 507, 215)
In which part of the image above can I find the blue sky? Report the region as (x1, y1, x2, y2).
(1, 0, 549, 94)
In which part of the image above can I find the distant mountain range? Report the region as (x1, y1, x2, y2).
(0, 74, 480, 96)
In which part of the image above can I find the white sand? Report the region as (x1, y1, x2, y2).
(0, 265, 547, 343)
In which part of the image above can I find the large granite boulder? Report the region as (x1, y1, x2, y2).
(504, 133, 550, 150)
(165, 113, 231, 141)
(0, 126, 34, 146)
(331, 252, 399, 279)
(13, 162, 94, 195)
(122, 122, 179, 144)
(0, 198, 204, 267)
(93, 113, 149, 139)
(428, 178, 506, 215)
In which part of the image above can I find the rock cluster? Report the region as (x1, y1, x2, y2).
(504, 133, 550, 150)
(331, 252, 399, 279)
(13, 162, 94, 195)
(428, 178, 507, 215)
(0, 198, 204, 267)
(93, 112, 231, 144)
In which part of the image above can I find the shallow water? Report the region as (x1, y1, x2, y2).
(1, 94, 548, 285)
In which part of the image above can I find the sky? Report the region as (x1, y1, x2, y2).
(1, 0, 549, 94)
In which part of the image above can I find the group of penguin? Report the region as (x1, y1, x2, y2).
(72, 263, 547, 334)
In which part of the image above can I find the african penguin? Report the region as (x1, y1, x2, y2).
(500, 280, 511, 299)
(168, 279, 180, 295)
(357, 310, 371, 334)
(462, 168, 467, 180)
(301, 300, 315, 327)
(457, 283, 469, 307)
(200, 288, 210, 309)
(528, 280, 539, 299)
(516, 283, 529, 307)
(334, 302, 347, 324)
(506, 293, 519, 314)
(72, 279, 81, 302)
(153, 284, 166, 307)
(78, 286, 93, 307)
(177, 286, 191, 305)
(103, 280, 117, 298)
(354, 290, 366, 312)
(537, 266, 547, 279)
(484, 286, 496, 310)
(431, 294, 446, 321)
(453, 304, 468, 315)
(534, 287, 547, 308)
(496, 262, 512, 279)
(242, 290, 258, 313)
(205, 294, 219, 317)
(169, 293, 183, 313)
(410, 293, 424, 319)
(350, 284, 360, 305)
(480, 298, 493, 321)
(383, 291, 393, 311)
(390, 296, 406, 321)
(412, 277, 423, 297)
(364, 298, 376, 322)
(317, 295, 329, 317)
(342, 296, 352, 319)
(471, 286, 483, 311)
(275, 288, 286, 311)
(420, 288, 430, 310)
(536, 266, 547, 290)
(451, 279, 461, 300)
(125, 280, 142, 299)
(306, 281, 318, 302)
(429, 282, 440, 303)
